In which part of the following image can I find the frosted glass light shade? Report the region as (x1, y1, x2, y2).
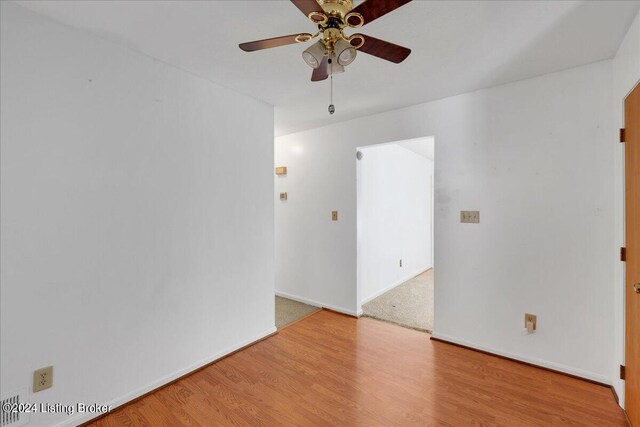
(302, 41, 326, 69)
(334, 39, 357, 66)
(329, 55, 345, 74)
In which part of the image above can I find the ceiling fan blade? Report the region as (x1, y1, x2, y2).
(351, 0, 412, 26)
(291, 0, 325, 17)
(357, 34, 411, 63)
(239, 34, 308, 52)
(311, 56, 329, 82)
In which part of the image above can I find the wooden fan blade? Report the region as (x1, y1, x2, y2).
(239, 34, 307, 52)
(351, 0, 412, 26)
(291, 0, 324, 17)
(357, 34, 411, 63)
(311, 56, 329, 82)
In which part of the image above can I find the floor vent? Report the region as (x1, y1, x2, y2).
(1, 390, 29, 427)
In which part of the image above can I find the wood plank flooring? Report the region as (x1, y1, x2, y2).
(88, 310, 627, 426)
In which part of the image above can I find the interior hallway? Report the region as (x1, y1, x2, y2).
(362, 269, 434, 332)
(86, 310, 625, 426)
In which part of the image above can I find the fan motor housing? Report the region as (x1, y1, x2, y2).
(322, 17, 343, 30)
(318, 0, 353, 18)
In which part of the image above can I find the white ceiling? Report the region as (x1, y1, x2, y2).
(16, 1, 640, 136)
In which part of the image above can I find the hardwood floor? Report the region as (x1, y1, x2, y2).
(88, 310, 627, 426)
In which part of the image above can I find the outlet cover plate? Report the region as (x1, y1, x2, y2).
(524, 313, 537, 331)
(460, 211, 480, 223)
(33, 366, 53, 393)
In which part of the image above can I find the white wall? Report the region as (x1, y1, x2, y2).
(275, 59, 615, 383)
(0, 4, 274, 426)
(273, 132, 357, 315)
(612, 9, 640, 407)
(357, 143, 433, 305)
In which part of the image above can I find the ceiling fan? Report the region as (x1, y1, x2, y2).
(239, 0, 413, 82)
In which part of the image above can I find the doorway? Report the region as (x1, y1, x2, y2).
(356, 137, 435, 332)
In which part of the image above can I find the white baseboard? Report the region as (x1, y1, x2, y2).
(275, 290, 359, 317)
(611, 379, 625, 408)
(58, 326, 277, 427)
(430, 332, 611, 385)
(360, 265, 432, 305)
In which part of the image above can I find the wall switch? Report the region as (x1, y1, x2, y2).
(399, 259, 402, 267)
(332, 211, 338, 221)
(524, 313, 537, 331)
(33, 366, 53, 392)
(460, 211, 480, 223)
(275, 166, 287, 176)
(279, 192, 288, 201)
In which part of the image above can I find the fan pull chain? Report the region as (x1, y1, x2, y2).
(328, 57, 335, 115)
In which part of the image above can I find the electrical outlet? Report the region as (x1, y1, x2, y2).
(33, 366, 53, 393)
(399, 259, 402, 267)
(524, 313, 537, 331)
(332, 211, 338, 221)
(460, 211, 480, 223)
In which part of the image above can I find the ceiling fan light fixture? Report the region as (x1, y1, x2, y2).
(239, 0, 414, 84)
(302, 40, 326, 68)
(329, 55, 345, 74)
(334, 38, 357, 66)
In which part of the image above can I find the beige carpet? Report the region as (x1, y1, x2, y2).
(362, 269, 434, 333)
(275, 296, 320, 329)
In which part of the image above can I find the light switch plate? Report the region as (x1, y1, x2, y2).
(33, 366, 53, 393)
(460, 211, 480, 223)
(279, 192, 287, 201)
(332, 211, 338, 221)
